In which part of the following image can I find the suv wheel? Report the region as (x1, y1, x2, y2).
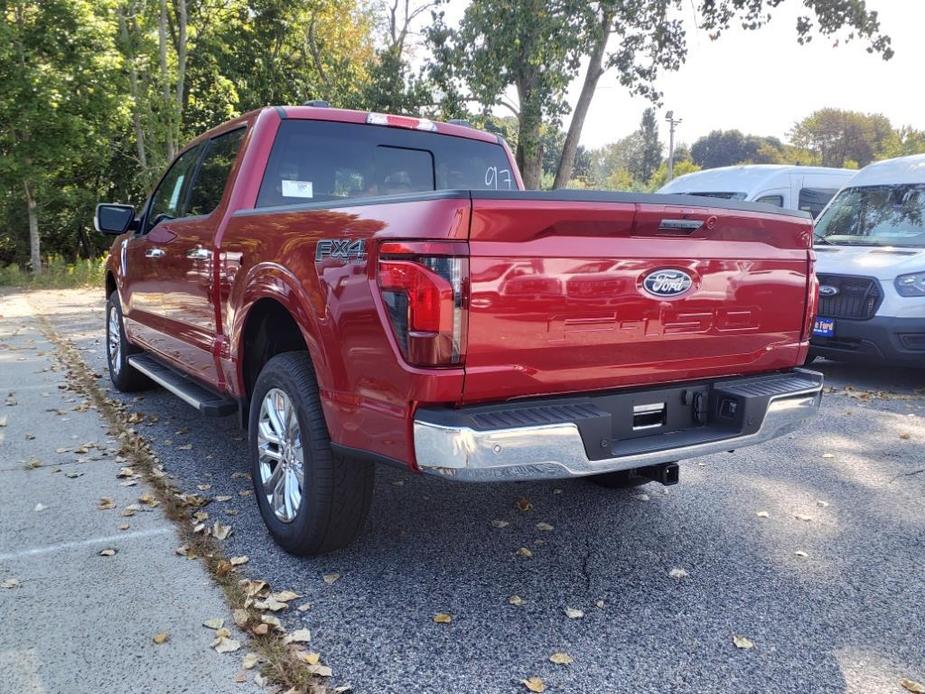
(249, 352, 374, 555)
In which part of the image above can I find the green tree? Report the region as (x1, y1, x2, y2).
(628, 108, 662, 182)
(690, 130, 784, 169)
(790, 108, 898, 167)
(0, 0, 125, 273)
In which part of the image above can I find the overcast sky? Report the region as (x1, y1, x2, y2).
(434, 0, 924, 150)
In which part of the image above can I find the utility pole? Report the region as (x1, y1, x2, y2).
(665, 110, 682, 182)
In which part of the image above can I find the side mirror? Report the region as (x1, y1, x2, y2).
(95, 203, 137, 235)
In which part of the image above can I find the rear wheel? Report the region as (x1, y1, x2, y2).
(249, 352, 374, 556)
(105, 293, 150, 392)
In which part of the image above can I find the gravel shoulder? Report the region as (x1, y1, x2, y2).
(21, 287, 925, 694)
(0, 289, 259, 694)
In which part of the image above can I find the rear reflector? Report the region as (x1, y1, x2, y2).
(377, 242, 468, 367)
(367, 112, 437, 132)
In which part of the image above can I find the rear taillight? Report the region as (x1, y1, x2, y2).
(377, 241, 468, 367)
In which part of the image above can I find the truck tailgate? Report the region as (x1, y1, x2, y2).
(463, 194, 813, 402)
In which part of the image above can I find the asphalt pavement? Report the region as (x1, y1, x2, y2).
(21, 288, 925, 694)
(0, 290, 260, 694)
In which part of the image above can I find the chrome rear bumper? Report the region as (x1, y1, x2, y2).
(413, 370, 823, 481)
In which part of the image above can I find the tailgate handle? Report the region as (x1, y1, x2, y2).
(658, 219, 703, 234)
(633, 402, 666, 431)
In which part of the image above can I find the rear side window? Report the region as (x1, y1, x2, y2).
(755, 194, 784, 207)
(186, 128, 246, 216)
(257, 120, 515, 208)
(799, 187, 838, 218)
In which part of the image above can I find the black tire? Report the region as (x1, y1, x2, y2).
(105, 293, 151, 392)
(588, 468, 651, 489)
(248, 351, 374, 556)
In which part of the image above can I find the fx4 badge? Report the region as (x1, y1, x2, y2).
(315, 239, 366, 263)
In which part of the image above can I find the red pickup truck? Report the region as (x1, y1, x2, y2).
(96, 105, 823, 555)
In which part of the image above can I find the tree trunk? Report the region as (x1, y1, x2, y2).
(118, 6, 148, 172)
(553, 11, 611, 189)
(24, 179, 40, 275)
(159, 0, 175, 161)
(175, 0, 187, 126)
(516, 81, 544, 190)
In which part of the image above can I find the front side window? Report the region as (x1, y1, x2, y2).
(256, 120, 516, 208)
(798, 187, 838, 218)
(146, 145, 202, 232)
(815, 184, 925, 248)
(186, 128, 246, 217)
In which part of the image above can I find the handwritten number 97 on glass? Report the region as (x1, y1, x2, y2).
(484, 166, 513, 190)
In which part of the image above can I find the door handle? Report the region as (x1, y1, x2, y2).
(145, 248, 166, 258)
(186, 247, 212, 261)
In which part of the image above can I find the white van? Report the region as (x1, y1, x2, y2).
(657, 164, 855, 217)
(810, 154, 925, 366)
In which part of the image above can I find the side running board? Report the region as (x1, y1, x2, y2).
(127, 354, 237, 417)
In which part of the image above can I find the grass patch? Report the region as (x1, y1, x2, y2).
(35, 309, 326, 694)
(0, 256, 106, 289)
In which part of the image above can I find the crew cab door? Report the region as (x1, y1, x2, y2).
(141, 127, 246, 386)
(122, 143, 203, 352)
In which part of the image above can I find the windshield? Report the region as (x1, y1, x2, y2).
(815, 184, 925, 248)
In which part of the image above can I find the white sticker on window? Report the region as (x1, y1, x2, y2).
(282, 180, 313, 198)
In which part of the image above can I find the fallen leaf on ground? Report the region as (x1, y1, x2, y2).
(491, 519, 509, 528)
(197, 484, 211, 491)
(34, 503, 47, 512)
(900, 678, 925, 693)
(233, 671, 247, 684)
(794, 514, 814, 522)
(322, 573, 340, 585)
(153, 632, 169, 645)
(253, 597, 287, 612)
(241, 580, 268, 597)
(822, 453, 835, 459)
(522, 676, 545, 692)
(564, 607, 584, 619)
(516, 547, 533, 558)
(213, 636, 241, 654)
(215, 495, 232, 502)
(515, 497, 533, 512)
(669, 568, 689, 579)
(138, 494, 159, 508)
(212, 521, 232, 540)
(900, 433, 911, 440)
(732, 634, 755, 649)
(549, 652, 573, 665)
(301, 651, 321, 666)
(432, 613, 453, 624)
(1, 578, 20, 589)
(242, 653, 260, 670)
(817, 500, 830, 508)
(98, 497, 115, 510)
(755, 511, 770, 518)
(260, 614, 281, 629)
(634, 493, 650, 501)
(297, 603, 312, 612)
(118, 523, 130, 531)
(99, 548, 117, 557)
(232, 609, 249, 628)
(595, 600, 605, 608)
(305, 664, 333, 677)
(535, 522, 554, 531)
(794, 550, 808, 558)
(0, 416, 6, 427)
(270, 590, 300, 602)
(251, 623, 269, 636)
(284, 628, 311, 644)
(203, 618, 224, 630)
(508, 595, 525, 606)
(229, 555, 249, 566)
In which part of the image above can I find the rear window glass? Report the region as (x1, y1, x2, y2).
(257, 120, 515, 208)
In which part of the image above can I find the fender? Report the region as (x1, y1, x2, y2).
(227, 261, 337, 402)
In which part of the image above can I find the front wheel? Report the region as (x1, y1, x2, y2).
(249, 352, 374, 556)
(105, 293, 150, 392)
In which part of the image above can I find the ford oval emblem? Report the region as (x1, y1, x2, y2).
(819, 284, 839, 296)
(642, 269, 693, 298)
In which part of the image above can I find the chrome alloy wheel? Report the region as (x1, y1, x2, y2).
(257, 388, 304, 523)
(107, 304, 121, 375)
